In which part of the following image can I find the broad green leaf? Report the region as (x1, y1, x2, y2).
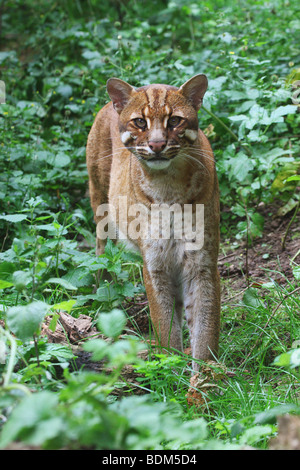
(0, 280, 13, 289)
(83, 338, 108, 361)
(0, 391, 59, 448)
(0, 214, 28, 222)
(119, 281, 136, 298)
(6, 301, 49, 341)
(242, 288, 264, 309)
(48, 152, 70, 168)
(25, 417, 64, 446)
(228, 114, 247, 122)
(273, 349, 300, 369)
(51, 299, 76, 313)
(12, 270, 32, 291)
(37, 343, 75, 363)
(239, 425, 274, 445)
(286, 175, 300, 182)
(229, 152, 254, 183)
(56, 84, 72, 97)
(292, 264, 300, 280)
(46, 277, 77, 290)
(270, 105, 297, 121)
(62, 268, 93, 288)
(82, 50, 101, 60)
(97, 309, 127, 339)
(0, 51, 16, 63)
(254, 404, 300, 425)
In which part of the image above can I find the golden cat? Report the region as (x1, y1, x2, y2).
(86, 74, 220, 370)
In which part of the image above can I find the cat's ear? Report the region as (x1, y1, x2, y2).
(107, 78, 136, 114)
(179, 74, 208, 111)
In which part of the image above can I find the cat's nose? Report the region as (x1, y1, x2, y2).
(148, 141, 167, 154)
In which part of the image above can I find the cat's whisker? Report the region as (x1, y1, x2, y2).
(183, 147, 214, 159)
(180, 152, 210, 175)
(95, 146, 139, 162)
(186, 148, 224, 168)
(185, 146, 219, 161)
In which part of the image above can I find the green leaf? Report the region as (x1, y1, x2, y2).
(242, 288, 264, 309)
(48, 152, 71, 168)
(286, 175, 300, 182)
(83, 338, 108, 361)
(82, 50, 101, 60)
(273, 349, 300, 369)
(37, 343, 75, 363)
(104, 238, 119, 259)
(0, 214, 28, 222)
(62, 268, 93, 288)
(12, 270, 32, 291)
(97, 309, 127, 339)
(229, 152, 254, 183)
(292, 264, 300, 280)
(119, 281, 136, 298)
(239, 425, 274, 445)
(270, 105, 297, 121)
(6, 301, 49, 341)
(96, 283, 119, 302)
(0, 280, 13, 289)
(254, 404, 300, 425)
(0, 51, 16, 63)
(56, 84, 73, 97)
(0, 391, 59, 448)
(46, 278, 77, 291)
(51, 299, 76, 313)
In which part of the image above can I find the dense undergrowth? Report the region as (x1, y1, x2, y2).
(0, 0, 299, 450)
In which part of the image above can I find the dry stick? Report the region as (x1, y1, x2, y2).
(240, 286, 300, 367)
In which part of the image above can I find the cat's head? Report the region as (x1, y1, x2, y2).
(107, 74, 208, 170)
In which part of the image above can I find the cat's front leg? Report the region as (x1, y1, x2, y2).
(183, 262, 220, 371)
(143, 263, 184, 354)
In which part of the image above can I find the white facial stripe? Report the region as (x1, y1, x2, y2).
(184, 129, 198, 142)
(142, 145, 155, 154)
(146, 86, 168, 108)
(130, 112, 143, 120)
(146, 118, 151, 129)
(171, 109, 186, 118)
(121, 131, 132, 144)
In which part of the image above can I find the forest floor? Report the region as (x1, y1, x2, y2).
(219, 201, 299, 297)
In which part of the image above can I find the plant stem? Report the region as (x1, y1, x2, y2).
(0, 326, 17, 387)
(202, 106, 252, 156)
(33, 333, 40, 367)
(281, 200, 299, 251)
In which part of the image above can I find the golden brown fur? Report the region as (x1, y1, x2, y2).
(86, 75, 220, 370)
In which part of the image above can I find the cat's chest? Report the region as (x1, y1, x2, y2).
(137, 166, 201, 205)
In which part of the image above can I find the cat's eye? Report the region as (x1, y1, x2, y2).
(168, 116, 182, 128)
(134, 118, 147, 129)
